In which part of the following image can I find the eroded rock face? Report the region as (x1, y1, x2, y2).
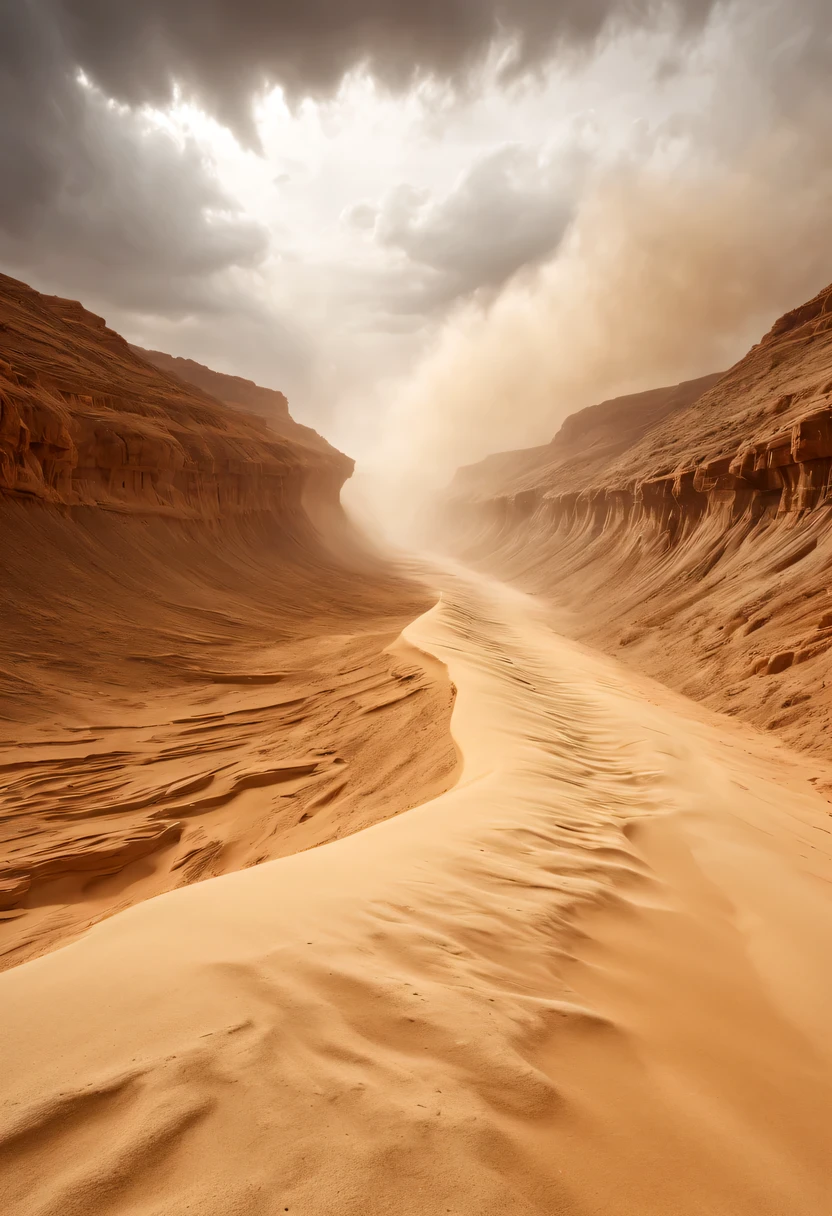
(0, 274, 459, 941)
(129, 344, 337, 456)
(444, 282, 832, 762)
(129, 345, 293, 428)
(0, 273, 352, 516)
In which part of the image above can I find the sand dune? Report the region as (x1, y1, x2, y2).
(3, 562, 832, 1214)
(0, 504, 458, 969)
(0, 272, 457, 966)
(4, 271, 832, 1214)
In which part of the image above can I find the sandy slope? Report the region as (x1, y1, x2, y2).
(0, 505, 458, 968)
(444, 284, 832, 764)
(3, 563, 832, 1215)
(0, 270, 458, 965)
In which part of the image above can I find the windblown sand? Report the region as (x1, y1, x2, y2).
(444, 284, 832, 764)
(0, 505, 458, 968)
(2, 561, 832, 1214)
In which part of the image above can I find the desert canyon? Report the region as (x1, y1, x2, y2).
(3, 264, 832, 1214)
(3, 2, 832, 1214)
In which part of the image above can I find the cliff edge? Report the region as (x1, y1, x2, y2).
(130, 344, 336, 455)
(0, 273, 351, 517)
(444, 282, 832, 763)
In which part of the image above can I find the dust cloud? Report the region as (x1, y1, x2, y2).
(352, 102, 832, 541)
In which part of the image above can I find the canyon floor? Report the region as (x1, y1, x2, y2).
(3, 272, 832, 1214)
(0, 506, 458, 970)
(3, 557, 832, 1215)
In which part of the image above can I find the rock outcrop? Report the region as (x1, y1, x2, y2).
(444, 282, 832, 762)
(130, 343, 335, 454)
(0, 272, 457, 957)
(451, 372, 723, 504)
(0, 273, 351, 516)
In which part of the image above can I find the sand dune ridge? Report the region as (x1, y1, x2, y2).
(3, 563, 832, 1214)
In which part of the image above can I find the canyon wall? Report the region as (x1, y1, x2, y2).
(0, 272, 350, 518)
(0, 273, 457, 956)
(130, 343, 334, 454)
(445, 283, 832, 763)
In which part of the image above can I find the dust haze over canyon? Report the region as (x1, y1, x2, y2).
(3, 3, 832, 1215)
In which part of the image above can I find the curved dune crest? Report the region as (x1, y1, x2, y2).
(2, 566, 832, 1215)
(0, 273, 458, 966)
(0, 507, 459, 966)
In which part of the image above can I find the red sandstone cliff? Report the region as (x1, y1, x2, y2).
(0, 273, 455, 945)
(445, 283, 832, 763)
(0, 273, 351, 517)
(451, 372, 723, 503)
(130, 344, 335, 455)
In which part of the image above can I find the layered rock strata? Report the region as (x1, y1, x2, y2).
(0, 273, 457, 961)
(445, 282, 832, 762)
(0, 273, 350, 516)
(131, 343, 334, 453)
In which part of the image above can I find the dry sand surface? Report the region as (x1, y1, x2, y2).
(3, 560, 832, 1215)
(445, 283, 832, 763)
(0, 270, 458, 967)
(0, 505, 458, 968)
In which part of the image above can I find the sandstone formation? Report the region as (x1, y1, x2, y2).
(5, 282, 832, 1216)
(444, 282, 832, 761)
(0, 273, 457, 963)
(0, 272, 348, 516)
(451, 371, 723, 503)
(130, 343, 333, 453)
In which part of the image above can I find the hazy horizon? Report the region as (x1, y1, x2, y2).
(3, 0, 831, 495)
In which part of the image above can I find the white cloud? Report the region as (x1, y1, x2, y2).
(5, 1, 829, 471)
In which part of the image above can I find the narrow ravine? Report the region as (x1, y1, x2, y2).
(3, 562, 832, 1215)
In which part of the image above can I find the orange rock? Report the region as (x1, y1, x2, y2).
(0, 272, 352, 517)
(443, 279, 832, 760)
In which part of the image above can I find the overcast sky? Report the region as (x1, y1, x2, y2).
(2, 1, 830, 495)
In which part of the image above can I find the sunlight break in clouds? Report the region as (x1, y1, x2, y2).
(2, 0, 831, 504)
(346, 6, 832, 533)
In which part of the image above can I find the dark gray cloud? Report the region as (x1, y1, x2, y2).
(2, 1, 827, 291)
(0, 4, 312, 409)
(371, 142, 587, 309)
(48, 1, 721, 139)
(2, 0, 829, 433)
(0, 0, 719, 340)
(0, 5, 267, 316)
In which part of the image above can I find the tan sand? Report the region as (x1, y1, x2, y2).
(2, 561, 831, 1215)
(443, 282, 832, 764)
(0, 271, 460, 965)
(0, 506, 458, 968)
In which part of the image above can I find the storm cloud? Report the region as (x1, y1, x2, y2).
(0, 5, 269, 316)
(35, 1, 721, 135)
(2, 1, 824, 313)
(368, 141, 588, 310)
(2, 0, 831, 443)
(1, 0, 714, 346)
